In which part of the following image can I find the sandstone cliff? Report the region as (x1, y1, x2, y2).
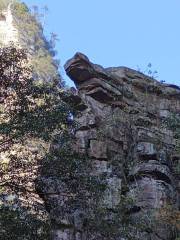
(37, 53, 180, 240)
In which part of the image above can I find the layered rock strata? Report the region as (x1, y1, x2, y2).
(38, 53, 180, 240)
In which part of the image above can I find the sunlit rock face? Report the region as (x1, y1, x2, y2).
(0, 4, 18, 46)
(41, 53, 180, 240)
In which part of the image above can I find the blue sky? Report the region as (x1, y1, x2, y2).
(24, 0, 180, 86)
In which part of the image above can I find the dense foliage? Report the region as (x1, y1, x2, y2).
(0, 46, 72, 239)
(12, 1, 61, 84)
(0, 0, 62, 85)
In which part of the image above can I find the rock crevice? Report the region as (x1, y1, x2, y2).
(39, 53, 179, 240)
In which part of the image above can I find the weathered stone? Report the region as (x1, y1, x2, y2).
(159, 109, 170, 118)
(86, 87, 114, 103)
(37, 53, 179, 240)
(76, 111, 96, 130)
(137, 142, 157, 157)
(51, 229, 74, 240)
(88, 140, 107, 159)
(74, 130, 97, 153)
(107, 140, 123, 154)
(79, 78, 122, 97)
(129, 177, 174, 209)
(129, 160, 173, 184)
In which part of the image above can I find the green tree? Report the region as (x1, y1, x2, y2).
(0, 46, 73, 239)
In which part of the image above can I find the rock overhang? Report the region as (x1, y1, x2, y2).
(37, 52, 180, 240)
(65, 52, 180, 103)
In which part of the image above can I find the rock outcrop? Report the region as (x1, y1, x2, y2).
(0, 3, 18, 45)
(38, 53, 180, 240)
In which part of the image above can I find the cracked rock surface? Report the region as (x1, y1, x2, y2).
(38, 53, 180, 240)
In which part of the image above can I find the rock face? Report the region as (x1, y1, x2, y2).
(0, 4, 18, 45)
(38, 53, 180, 239)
